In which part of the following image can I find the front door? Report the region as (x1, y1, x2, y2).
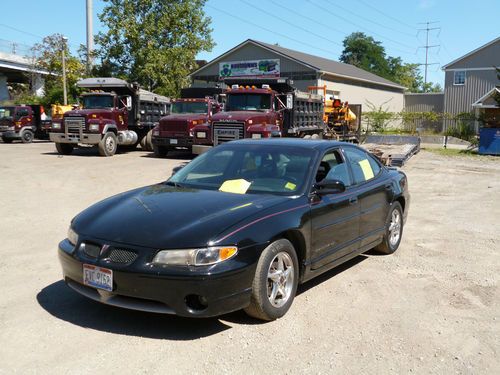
(310, 149, 360, 270)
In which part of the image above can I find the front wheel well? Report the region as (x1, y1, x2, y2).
(274, 230, 307, 279)
(395, 196, 405, 212)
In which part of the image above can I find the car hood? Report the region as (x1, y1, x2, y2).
(211, 111, 270, 123)
(72, 184, 289, 249)
(65, 108, 113, 118)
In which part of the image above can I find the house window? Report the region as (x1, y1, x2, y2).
(454, 70, 466, 85)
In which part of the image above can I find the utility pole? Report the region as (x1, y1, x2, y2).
(86, 0, 94, 73)
(62, 36, 68, 105)
(418, 21, 440, 89)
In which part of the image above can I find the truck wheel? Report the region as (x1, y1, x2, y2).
(153, 144, 169, 157)
(98, 132, 118, 157)
(21, 130, 34, 143)
(55, 142, 74, 155)
(144, 130, 154, 151)
(244, 239, 299, 321)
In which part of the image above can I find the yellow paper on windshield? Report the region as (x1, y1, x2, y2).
(359, 159, 374, 180)
(219, 179, 251, 194)
(285, 182, 297, 190)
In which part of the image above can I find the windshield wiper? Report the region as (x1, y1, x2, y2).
(165, 181, 183, 188)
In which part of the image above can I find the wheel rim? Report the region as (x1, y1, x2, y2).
(388, 209, 402, 247)
(105, 136, 115, 153)
(267, 252, 294, 308)
(24, 132, 32, 142)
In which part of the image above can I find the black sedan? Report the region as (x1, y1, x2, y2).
(58, 139, 409, 321)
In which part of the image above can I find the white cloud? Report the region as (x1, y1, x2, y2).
(419, 0, 436, 9)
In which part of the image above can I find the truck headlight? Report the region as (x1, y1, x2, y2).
(89, 123, 99, 132)
(196, 131, 206, 139)
(152, 246, 237, 266)
(251, 133, 262, 139)
(67, 227, 79, 246)
(52, 122, 61, 129)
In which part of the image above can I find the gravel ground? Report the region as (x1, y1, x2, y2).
(0, 141, 499, 374)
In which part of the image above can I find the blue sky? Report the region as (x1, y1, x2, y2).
(0, 0, 498, 87)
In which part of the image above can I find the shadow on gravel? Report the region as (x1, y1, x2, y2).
(37, 280, 231, 340)
(40, 146, 102, 157)
(140, 150, 194, 160)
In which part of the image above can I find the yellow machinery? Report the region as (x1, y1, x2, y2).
(51, 104, 74, 120)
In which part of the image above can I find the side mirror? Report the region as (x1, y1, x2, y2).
(314, 179, 346, 195)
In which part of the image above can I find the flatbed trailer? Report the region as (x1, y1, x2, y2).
(361, 135, 420, 167)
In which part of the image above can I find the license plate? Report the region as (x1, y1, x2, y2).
(170, 139, 178, 144)
(83, 264, 113, 291)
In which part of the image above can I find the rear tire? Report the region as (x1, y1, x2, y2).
(21, 130, 34, 143)
(374, 202, 403, 254)
(55, 142, 74, 155)
(144, 130, 154, 151)
(244, 239, 299, 321)
(153, 144, 169, 157)
(98, 132, 117, 157)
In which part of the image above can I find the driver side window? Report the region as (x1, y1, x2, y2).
(315, 149, 351, 186)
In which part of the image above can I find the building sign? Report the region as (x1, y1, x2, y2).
(219, 59, 280, 78)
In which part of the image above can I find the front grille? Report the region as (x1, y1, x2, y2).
(81, 242, 101, 258)
(65, 117, 85, 134)
(162, 120, 188, 132)
(106, 249, 138, 264)
(213, 122, 245, 145)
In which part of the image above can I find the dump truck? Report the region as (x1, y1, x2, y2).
(0, 104, 51, 143)
(192, 78, 324, 154)
(151, 87, 223, 157)
(49, 77, 170, 156)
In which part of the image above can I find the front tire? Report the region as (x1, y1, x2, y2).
(244, 239, 299, 321)
(55, 142, 74, 155)
(21, 130, 34, 143)
(153, 144, 169, 157)
(98, 132, 117, 157)
(374, 202, 403, 254)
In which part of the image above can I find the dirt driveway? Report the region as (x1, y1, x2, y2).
(0, 141, 498, 374)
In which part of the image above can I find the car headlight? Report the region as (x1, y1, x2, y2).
(152, 246, 238, 266)
(67, 227, 79, 246)
(251, 133, 262, 139)
(52, 122, 61, 129)
(196, 131, 206, 139)
(89, 123, 99, 132)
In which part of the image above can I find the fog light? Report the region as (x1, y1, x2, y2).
(196, 131, 206, 138)
(52, 122, 61, 129)
(89, 124, 99, 132)
(252, 133, 262, 139)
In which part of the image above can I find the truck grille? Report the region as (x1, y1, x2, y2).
(213, 122, 245, 145)
(65, 117, 85, 134)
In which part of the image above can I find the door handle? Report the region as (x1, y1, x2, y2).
(349, 197, 358, 205)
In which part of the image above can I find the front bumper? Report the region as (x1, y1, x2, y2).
(50, 132, 101, 145)
(58, 239, 257, 317)
(152, 136, 193, 148)
(1, 130, 20, 140)
(192, 144, 213, 155)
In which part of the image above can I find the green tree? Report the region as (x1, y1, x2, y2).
(340, 32, 441, 93)
(31, 33, 86, 105)
(94, 0, 214, 97)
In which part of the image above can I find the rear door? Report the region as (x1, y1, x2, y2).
(343, 146, 391, 248)
(309, 148, 360, 270)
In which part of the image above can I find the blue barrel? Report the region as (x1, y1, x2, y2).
(479, 127, 500, 155)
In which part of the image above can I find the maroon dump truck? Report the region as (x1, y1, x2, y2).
(151, 87, 223, 157)
(0, 105, 51, 143)
(50, 77, 170, 156)
(192, 78, 324, 154)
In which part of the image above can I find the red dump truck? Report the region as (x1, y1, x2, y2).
(151, 87, 223, 157)
(0, 104, 51, 143)
(50, 77, 170, 156)
(191, 78, 324, 154)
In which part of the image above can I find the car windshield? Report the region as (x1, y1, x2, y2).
(171, 101, 208, 114)
(168, 143, 315, 195)
(82, 95, 114, 109)
(0, 107, 15, 118)
(226, 94, 271, 111)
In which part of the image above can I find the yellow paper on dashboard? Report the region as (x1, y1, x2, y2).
(219, 179, 251, 194)
(358, 159, 374, 180)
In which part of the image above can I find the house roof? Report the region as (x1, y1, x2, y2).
(442, 36, 500, 69)
(472, 87, 500, 108)
(191, 39, 405, 90)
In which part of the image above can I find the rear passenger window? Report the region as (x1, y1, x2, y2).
(343, 147, 379, 184)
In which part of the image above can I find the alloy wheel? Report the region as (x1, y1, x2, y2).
(388, 209, 401, 247)
(267, 252, 294, 308)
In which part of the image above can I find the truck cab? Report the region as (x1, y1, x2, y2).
(49, 77, 169, 157)
(151, 87, 223, 157)
(0, 105, 51, 143)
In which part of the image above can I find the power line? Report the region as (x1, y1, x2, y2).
(418, 21, 440, 86)
(0, 23, 81, 50)
(206, 4, 339, 58)
(240, 0, 343, 50)
(306, 0, 415, 53)
(330, 0, 417, 38)
(356, 0, 416, 30)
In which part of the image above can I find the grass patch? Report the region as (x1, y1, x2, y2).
(423, 147, 479, 157)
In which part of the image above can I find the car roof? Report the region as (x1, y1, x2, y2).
(226, 138, 354, 151)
